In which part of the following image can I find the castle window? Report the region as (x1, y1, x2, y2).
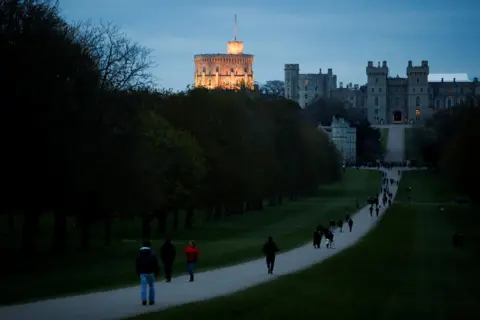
(202, 67, 206, 73)
(415, 109, 421, 115)
(416, 96, 420, 106)
(230, 68, 234, 72)
(208, 79, 211, 86)
(372, 88, 374, 93)
(216, 66, 219, 72)
(379, 88, 382, 93)
(446, 97, 452, 108)
(417, 78, 419, 83)
(413, 88, 416, 93)
(376, 78, 378, 83)
(374, 96, 379, 107)
(244, 67, 248, 73)
(420, 88, 423, 92)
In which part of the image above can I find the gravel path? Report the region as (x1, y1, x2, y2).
(0, 170, 401, 320)
(0, 127, 408, 320)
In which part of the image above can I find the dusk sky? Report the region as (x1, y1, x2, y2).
(59, 0, 480, 91)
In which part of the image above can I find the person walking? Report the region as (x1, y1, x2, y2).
(184, 240, 199, 282)
(348, 217, 353, 232)
(160, 237, 176, 282)
(375, 206, 380, 217)
(313, 228, 322, 249)
(263, 236, 279, 274)
(135, 241, 160, 306)
(369, 205, 373, 217)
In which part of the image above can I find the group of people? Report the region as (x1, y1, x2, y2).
(135, 239, 199, 306)
(134, 236, 280, 305)
(312, 215, 354, 249)
(134, 169, 400, 306)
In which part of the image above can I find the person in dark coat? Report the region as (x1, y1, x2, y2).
(329, 219, 335, 233)
(136, 241, 160, 305)
(369, 205, 373, 217)
(348, 217, 353, 232)
(160, 238, 176, 282)
(375, 206, 380, 217)
(263, 236, 279, 274)
(337, 219, 343, 232)
(313, 228, 322, 249)
(325, 229, 334, 248)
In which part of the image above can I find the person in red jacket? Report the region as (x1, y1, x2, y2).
(184, 240, 199, 282)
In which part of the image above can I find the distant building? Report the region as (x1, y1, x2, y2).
(330, 82, 368, 117)
(319, 117, 357, 164)
(194, 16, 254, 90)
(364, 60, 480, 125)
(284, 64, 337, 108)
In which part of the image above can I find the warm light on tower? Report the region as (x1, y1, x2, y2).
(193, 14, 254, 90)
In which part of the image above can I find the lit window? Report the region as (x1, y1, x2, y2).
(415, 109, 420, 115)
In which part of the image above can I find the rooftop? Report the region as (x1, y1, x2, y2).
(428, 73, 470, 82)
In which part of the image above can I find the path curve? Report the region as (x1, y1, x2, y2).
(0, 168, 405, 320)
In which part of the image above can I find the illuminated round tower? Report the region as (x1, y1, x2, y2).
(194, 15, 254, 90)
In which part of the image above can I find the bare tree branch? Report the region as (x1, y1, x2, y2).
(69, 20, 157, 91)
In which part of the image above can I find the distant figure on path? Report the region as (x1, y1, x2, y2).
(329, 219, 335, 233)
(160, 238, 176, 282)
(348, 217, 353, 232)
(375, 206, 380, 217)
(184, 240, 200, 282)
(369, 206, 373, 217)
(325, 230, 334, 248)
(136, 241, 160, 306)
(337, 219, 343, 232)
(313, 228, 322, 249)
(263, 236, 279, 274)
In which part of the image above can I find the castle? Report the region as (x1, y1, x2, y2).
(194, 16, 254, 90)
(285, 60, 480, 125)
(284, 64, 337, 108)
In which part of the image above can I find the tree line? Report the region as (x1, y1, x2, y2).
(303, 97, 384, 163)
(0, 0, 343, 252)
(411, 97, 480, 203)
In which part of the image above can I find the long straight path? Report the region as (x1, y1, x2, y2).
(0, 169, 401, 320)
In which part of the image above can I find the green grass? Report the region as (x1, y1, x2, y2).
(380, 128, 389, 154)
(404, 128, 425, 165)
(0, 169, 381, 305)
(131, 171, 480, 320)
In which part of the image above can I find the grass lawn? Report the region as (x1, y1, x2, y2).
(131, 171, 480, 320)
(380, 128, 389, 154)
(404, 128, 425, 164)
(0, 169, 381, 305)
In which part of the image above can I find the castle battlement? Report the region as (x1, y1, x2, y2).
(193, 15, 254, 90)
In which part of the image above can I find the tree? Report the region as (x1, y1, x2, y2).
(261, 80, 284, 97)
(70, 20, 156, 91)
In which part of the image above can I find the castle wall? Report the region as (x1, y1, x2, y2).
(194, 54, 254, 90)
(284, 65, 337, 108)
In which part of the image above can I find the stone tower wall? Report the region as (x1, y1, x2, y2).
(194, 54, 254, 90)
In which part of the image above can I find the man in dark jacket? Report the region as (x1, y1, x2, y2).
(160, 238, 176, 282)
(263, 236, 279, 274)
(136, 241, 160, 305)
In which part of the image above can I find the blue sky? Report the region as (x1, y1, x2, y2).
(59, 0, 480, 91)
